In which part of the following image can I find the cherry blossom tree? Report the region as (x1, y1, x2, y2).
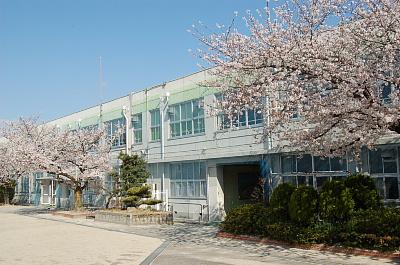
(192, 0, 400, 156)
(0, 141, 19, 204)
(1, 118, 113, 209)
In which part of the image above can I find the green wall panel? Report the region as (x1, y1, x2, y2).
(80, 116, 100, 127)
(169, 86, 219, 104)
(102, 109, 123, 122)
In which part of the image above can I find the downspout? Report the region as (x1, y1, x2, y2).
(122, 105, 129, 155)
(160, 88, 169, 204)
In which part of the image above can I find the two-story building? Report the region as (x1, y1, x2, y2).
(13, 69, 400, 222)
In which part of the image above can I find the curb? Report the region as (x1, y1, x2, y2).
(139, 240, 170, 265)
(217, 232, 400, 260)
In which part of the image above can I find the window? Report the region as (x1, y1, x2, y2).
(132, 113, 142, 144)
(313, 156, 347, 171)
(369, 148, 398, 174)
(169, 99, 205, 138)
(105, 118, 126, 147)
(216, 94, 262, 130)
(21, 176, 29, 193)
(81, 124, 99, 131)
(170, 161, 207, 198)
(150, 109, 161, 141)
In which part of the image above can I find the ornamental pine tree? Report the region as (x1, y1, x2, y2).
(118, 153, 161, 208)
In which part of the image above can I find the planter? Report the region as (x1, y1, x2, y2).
(95, 210, 173, 225)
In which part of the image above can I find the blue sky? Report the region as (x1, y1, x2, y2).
(0, 0, 266, 121)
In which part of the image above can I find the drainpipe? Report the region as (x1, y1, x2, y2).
(122, 106, 130, 155)
(160, 90, 169, 205)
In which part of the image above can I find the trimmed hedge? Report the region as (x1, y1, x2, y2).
(269, 183, 295, 219)
(289, 186, 319, 225)
(344, 174, 381, 210)
(320, 180, 354, 223)
(221, 176, 400, 251)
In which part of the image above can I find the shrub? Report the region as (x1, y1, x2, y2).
(221, 204, 262, 235)
(320, 180, 354, 223)
(122, 185, 161, 207)
(270, 183, 296, 218)
(346, 207, 400, 237)
(344, 174, 381, 210)
(289, 186, 318, 225)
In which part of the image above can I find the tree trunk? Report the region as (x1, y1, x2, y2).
(3, 192, 9, 205)
(74, 186, 83, 211)
(106, 195, 112, 209)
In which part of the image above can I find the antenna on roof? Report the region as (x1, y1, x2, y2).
(99, 56, 106, 104)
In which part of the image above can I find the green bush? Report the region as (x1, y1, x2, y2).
(320, 180, 355, 223)
(344, 174, 381, 210)
(122, 185, 161, 207)
(221, 204, 266, 235)
(270, 183, 296, 218)
(346, 207, 400, 237)
(289, 186, 319, 225)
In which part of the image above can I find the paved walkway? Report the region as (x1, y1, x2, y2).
(1, 206, 399, 265)
(0, 206, 162, 265)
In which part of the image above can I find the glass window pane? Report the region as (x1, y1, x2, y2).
(151, 110, 160, 126)
(282, 156, 295, 173)
(314, 156, 330, 171)
(170, 122, 180, 138)
(187, 182, 195, 197)
(283, 176, 296, 185)
(297, 176, 306, 186)
(132, 114, 142, 129)
(170, 182, 176, 197)
(184, 120, 192, 135)
(134, 130, 142, 144)
(194, 182, 200, 197)
(193, 99, 204, 118)
(307, 176, 314, 187)
(239, 111, 246, 127)
(200, 162, 206, 180)
(248, 109, 256, 125)
(182, 163, 193, 180)
(200, 181, 207, 197)
(369, 149, 383, 173)
(384, 161, 397, 173)
(330, 157, 347, 171)
(297, 154, 312, 173)
(382, 148, 397, 173)
(270, 154, 280, 173)
(385, 177, 399, 199)
(181, 182, 187, 197)
(170, 164, 177, 180)
(373, 177, 384, 199)
(255, 109, 263, 124)
(316, 177, 329, 191)
(193, 162, 200, 180)
(218, 114, 231, 130)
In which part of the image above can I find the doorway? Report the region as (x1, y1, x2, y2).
(223, 164, 260, 213)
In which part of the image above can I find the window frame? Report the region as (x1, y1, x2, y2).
(169, 161, 207, 199)
(105, 118, 126, 147)
(132, 113, 143, 144)
(169, 98, 205, 139)
(215, 94, 263, 130)
(150, 109, 161, 141)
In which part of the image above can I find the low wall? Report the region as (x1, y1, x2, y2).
(95, 210, 173, 225)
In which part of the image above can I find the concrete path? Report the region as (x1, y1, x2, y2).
(1, 206, 399, 265)
(0, 206, 162, 265)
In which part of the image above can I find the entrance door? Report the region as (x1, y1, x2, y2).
(223, 165, 260, 212)
(41, 184, 50, 204)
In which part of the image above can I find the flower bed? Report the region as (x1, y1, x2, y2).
(95, 209, 173, 225)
